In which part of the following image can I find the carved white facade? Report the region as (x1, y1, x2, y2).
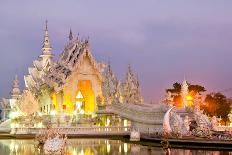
(121, 65, 143, 104)
(102, 63, 120, 105)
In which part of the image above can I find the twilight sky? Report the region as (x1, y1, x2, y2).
(0, 0, 232, 103)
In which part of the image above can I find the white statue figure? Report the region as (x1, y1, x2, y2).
(211, 116, 218, 131)
(163, 107, 174, 135)
(44, 136, 66, 154)
(183, 115, 191, 134)
(170, 112, 183, 137)
(18, 90, 39, 116)
(192, 110, 212, 137)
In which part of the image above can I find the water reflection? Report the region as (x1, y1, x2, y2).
(0, 139, 231, 155)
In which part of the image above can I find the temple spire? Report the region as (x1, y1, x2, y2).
(42, 20, 52, 56)
(11, 75, 21, 99)
(69, 28, 73, 41)
(40, 20, 53, 66)
(181, 79, 189, 108)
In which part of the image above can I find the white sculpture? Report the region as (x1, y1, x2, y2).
(18, 90, 39, 116)
(130, 130, 140, 141)
(44, 136, 66, 154)
(192, 109, 212, 137)
(170, 112, 183, 137)
(163, 107, 174, 135)
(211, 116, 218, 130)
(183, 115, 191, 134)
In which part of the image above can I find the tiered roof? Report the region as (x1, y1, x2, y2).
(46, 35, 103, 92)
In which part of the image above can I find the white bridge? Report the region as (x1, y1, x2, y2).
(105, 103, 167, 134)
(11, 126, 131, 135)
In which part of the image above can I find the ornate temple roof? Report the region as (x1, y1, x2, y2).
(46, 35, 103, 92)
(24, 21, 53, 93)
(23, 23, 105, 93)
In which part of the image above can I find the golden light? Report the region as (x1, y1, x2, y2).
(107, 140, 111, 153)
(77, 80, 95, 114)
(186, 95, 193, 107)
(124, 143, 128, 153)
(9, 111, 20, 119)
(186, 95, 193, 101)
(50, 110, 56, 116)
(76, 91, 83, 99)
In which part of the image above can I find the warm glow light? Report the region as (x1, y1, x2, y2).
(9, 111, 20, 119)
(76, 91, 83, 99)
(73, 149, 77, 155)
(63, 92, 74, 113)
(15, 144, 18, 153)
(10, 123, 15, 128)
(73, 110, 77, 115)
(80, 109, 85, 114)
(107, 140, 111, 153)
(50, 110, 56, 116)
(106, 118, 110, 126)
(186, 95, 193, 101)
(124, 143, 128, 153)
(38, 122, 43, 128)
(124, 120, 128, 127)
(77, 80, 95, 114)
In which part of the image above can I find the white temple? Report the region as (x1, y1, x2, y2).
(0, 22, 224, 137)
(0, 21, 143, 121)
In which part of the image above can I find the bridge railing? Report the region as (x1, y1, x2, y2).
(214, 126, 232, 132)
(11, 126, 131, 135)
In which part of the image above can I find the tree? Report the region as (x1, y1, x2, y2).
(201, 92, 231, 124)
(166, 82, 181, 94)
(166, 82, 205, 107)
(188, 85, 206, 96)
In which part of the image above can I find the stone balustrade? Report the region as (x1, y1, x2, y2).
(11, 126, 131, 135)
(215, 126, 232, 132)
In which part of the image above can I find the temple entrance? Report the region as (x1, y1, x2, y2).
(76, 80, 95, 114)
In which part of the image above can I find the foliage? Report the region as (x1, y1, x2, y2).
(166, 82, 181, 94)
(166, 82, 206, 107)
(166, 82, 206, 95)
(201, 93, 231, 123)
(188, 85, 206, 95)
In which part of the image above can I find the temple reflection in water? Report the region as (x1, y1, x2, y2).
(0, 139, 229, 155)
